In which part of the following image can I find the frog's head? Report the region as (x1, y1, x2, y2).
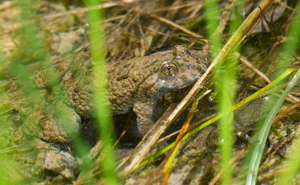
(156, 45, 208, 91)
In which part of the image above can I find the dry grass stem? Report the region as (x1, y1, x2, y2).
(235, 52, 272, 83)
(212, 0, 234, 37)
(0, 1, 14, 11)
(148, 14, 206, 41)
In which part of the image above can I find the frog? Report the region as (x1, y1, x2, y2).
(4, 24, 208, 183)
(63, 45, 208, 135)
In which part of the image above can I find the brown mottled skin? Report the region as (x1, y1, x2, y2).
(63, 45, 208, 135)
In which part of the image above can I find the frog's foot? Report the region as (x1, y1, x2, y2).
(133, 102, 155, 136)
(15, 139, 78, 183)
(40, 104, 81, 143)
(41, 144, 78, 182)
(136, 117, 154, 136)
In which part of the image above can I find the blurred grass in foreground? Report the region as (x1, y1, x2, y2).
(204, 0, 239, 184)
(0, 0, 117, 184)
(204, 0, 233, 184)
(87, 0, 119, 184)
(0, 50, 10, 184)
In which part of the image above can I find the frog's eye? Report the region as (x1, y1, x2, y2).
(161, 62, 178, 77)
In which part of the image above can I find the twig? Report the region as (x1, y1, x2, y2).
(273, 100, 300, 123)
(236, 52, 271, 83)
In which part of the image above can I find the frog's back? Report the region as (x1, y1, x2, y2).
(107, 49, 177, 113)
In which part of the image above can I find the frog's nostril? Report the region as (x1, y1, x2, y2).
(186, 64, 195, 69)
(187, 48, 193, 55)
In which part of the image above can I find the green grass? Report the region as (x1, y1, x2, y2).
(86, 0, 119, 184)
(0, 52, 9, 185)
(204, 0, 235, 184)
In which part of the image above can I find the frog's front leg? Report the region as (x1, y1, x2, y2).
(133, 102, 155, 135)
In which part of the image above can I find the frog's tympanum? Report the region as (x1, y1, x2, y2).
(64, 45, 208, 135)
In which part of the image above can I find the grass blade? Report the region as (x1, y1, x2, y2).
(86, 0, 119, 184)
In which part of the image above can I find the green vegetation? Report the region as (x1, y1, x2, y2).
(86, 0, 119, 184)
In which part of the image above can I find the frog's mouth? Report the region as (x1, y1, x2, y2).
(176, 82, 196, 90)
(156, 68, 201, 91)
